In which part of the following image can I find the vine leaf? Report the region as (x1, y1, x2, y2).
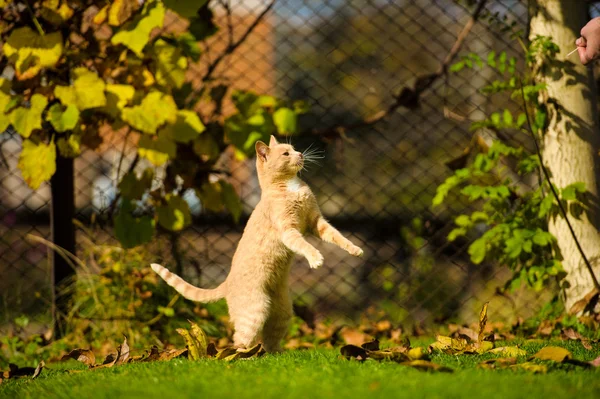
(193, 134, 220, 161)
(221, 181, 242, 223)
(108, 0, 140, 26)
(157, 194, 191, 231)
(122, 91, 177, 134)
(111, 0, 165, 56)
(46, 103, 79, 132)
(10, 94, 48, 138)
(137, 131, 177, 166)
(114, 199, 155, 249)
(18, 139, 56, 190)
(164, 0, 208, 18)
(104, 84, 136, 117)
(153, 39, 188, 89)
(273, 107, 297, 134)
(57, 134, 81, 158)
(3, 27, 63, 80)
(118, 169, 154, 200)
(160, 110, 205, 143)
(40, 0, 74, 26)
(54, 68, 107, 110)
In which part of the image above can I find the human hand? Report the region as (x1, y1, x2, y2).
(577, 17, 600, 65)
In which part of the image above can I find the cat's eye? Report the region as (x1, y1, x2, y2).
(283, 152, 289, 156)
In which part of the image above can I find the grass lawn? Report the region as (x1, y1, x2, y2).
(2, 340, 600, 399)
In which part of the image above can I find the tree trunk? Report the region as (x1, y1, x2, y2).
(530, 0, 600, 311)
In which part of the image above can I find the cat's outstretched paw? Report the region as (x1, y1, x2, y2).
(308, 251, 324, 269)
(348, 245, 364, 257)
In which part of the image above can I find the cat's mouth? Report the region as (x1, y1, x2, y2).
(296, 160, 304, 170)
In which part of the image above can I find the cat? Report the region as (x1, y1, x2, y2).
(151, 135, 364, 352)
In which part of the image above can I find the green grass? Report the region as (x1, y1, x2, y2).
(2, 340, 600, 399)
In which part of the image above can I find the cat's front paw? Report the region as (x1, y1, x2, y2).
(308, 251, 324, 269)
(348, 245, 364, 257)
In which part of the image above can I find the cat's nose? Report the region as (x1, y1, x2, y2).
(298, 153, 303, 159)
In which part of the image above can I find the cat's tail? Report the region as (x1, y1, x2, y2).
(150, 263, 226, 303)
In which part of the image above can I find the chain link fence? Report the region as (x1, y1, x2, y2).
(2, 0, 598, 331)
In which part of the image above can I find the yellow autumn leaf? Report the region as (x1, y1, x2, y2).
(54, 67, 106, 110)
(40, 0, 74, 25)
(104, 84, 135, 117)
(137, 131, 176, 166)
(108, 0, 140, 26)
(18, 140, 56, 190)
(93, 5, 109, 24)
(10, 94, 48, 138)
(153, 38, 188, 89)
(122, 91, 177, 134)
(111, 0, 165, 56)
(478, 302, 489, 342)
(3, 27, 63, 80)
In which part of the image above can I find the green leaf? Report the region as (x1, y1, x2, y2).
(532, 230, 552, 246)
(490, 112, 501, 127)
(56, 134, 81, 157)
(111, 0, 165, 56)
(221, 181, 242, 223)
(0, 79, 12, 131)
(198, 182, 223, 212)
(157, 194, 192, 231)
(498, 51, 507, 74)
(122, 91, 177, 134)
(118, 168, 154, 200)
(487, 51, 496, 68)
(447, 227, 467, 242)
(538, 195, 554, 217)
(54, 68, 107, 110)
(104, 84, 135, 117)
(114, 199, 155, 249)
(10, 94, 48, 138)
(502, 109, 513, 126)
(188, 5, 218, 41)
(46, 103, 79, 132)
(153, 38, 188, 89)
(561, 182, 586, 201)
(160, 110, 205, 143)
(17, 139, 56, 189)
(193, 134, 220, 161)
(176, 32, 202, 61)
(504, 236, 523, 259)
(3, 27, 63, 80)
(164, 0, 208, 18)
(454, 215, 471, 227)
(157, 306, 175, 317)
(449, 61, 464, 73)
(470, 211, 488, 222)
(137, 131, 177, 166)
(468, 237, 487, 264)
(273, 107, 297, 135)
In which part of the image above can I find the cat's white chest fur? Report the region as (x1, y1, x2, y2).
(286, 177, 302, 193)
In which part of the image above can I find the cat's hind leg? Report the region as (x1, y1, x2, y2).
(262, 291, 293, 353)
(229, 293, 270, 350)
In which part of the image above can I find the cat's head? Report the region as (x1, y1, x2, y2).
(255, 135, 304, 179)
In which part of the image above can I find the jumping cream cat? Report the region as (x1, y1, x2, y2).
(151, 135, 363, 352)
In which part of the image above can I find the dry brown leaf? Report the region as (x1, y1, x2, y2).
(569, 288, 599, 315)
(3, 363, 37, 379)
(207, 343, 218, 357)
(478, 357, 517, 369)
(589, 355, 600, 367)
(361, 340, 380, 351)
(61, 348, 96, 367)
(560, 328, 592, 350)
(339, 326, 373, 346)
(532, 346, 572, 362)
(340, 345, 368, 361)
(375, 320, 392, 333)
(489, 346, 527, 357)
(400, 360, 453, 373)
(478, 302, 489, 343)
(32, 360, 44, 379)
(428, 335, 468, 354)
(222, 344, 265, 361)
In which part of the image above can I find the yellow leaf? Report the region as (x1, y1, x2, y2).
(104, 84, 135, 117)
(111, 0, 165, 56)
(54, 68, 106, 110)
(142, 69, 155, 86)
(40, 0, 74, 25)
(157, 194, 192, 231)
(478, 302, 489, 342)
(122, 91, 177, 134)
(18, 140, 56, 190)
(137, 131, 176, 166)
(509, 362, 548, 374)
(57, 134, 81, 158)
(3, 27, 63, 80)
(153, 39, 188, 89)
(160, 110, 204, 143)
(108, 0, 140, 26)
(532, 346, 572, 362)
(489, 346, 527, 357)
(10, 94, 48, 138)
(93, 5, 109, 25)
(0, 79, 12, 132)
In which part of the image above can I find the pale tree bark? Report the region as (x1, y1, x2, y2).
(530, 0, 600, 310)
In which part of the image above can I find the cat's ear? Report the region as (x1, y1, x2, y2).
(256, 141, 270, 162)
(269, 135, 279, 147)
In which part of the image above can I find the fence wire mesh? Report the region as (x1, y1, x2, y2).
(2, 0, 598, 331)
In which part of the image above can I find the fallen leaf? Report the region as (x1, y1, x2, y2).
(3, 363, 37, 379)
(339, 326, 373, 346)
(407, 347, 429, 360)
(489, 346, 527, 357)
(560, 328, 592, 350)
(478, 302, 489, 342)
(222, 344, 265, 361)
(532, 346, 572, 362)
(400, 360, 453, 373)
(569, 288, 599, 315)
(509, 362, 548, 374)
(216, 347, 238, 360)
(340, 344, 368, 361)
(478, 357, 517, 369)
(464, 340, 494, 354)
(207, 343, 218, 357)
(428, 335, 468, 354)
(61, 348, 96, 366)
(114, 336, 130, 366)
(376, 320, 392, 333)
(589, 355, 600, 367)
(361, 340, 380, 351)
(32, 360, 44, 379)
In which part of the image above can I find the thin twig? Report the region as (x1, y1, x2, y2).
(201, 0, 276, 82)
(310, 0, 489, 138)
(24, 0, 45, 36)
(106, 153, 139, 217)
(518, 77, 600, 291)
